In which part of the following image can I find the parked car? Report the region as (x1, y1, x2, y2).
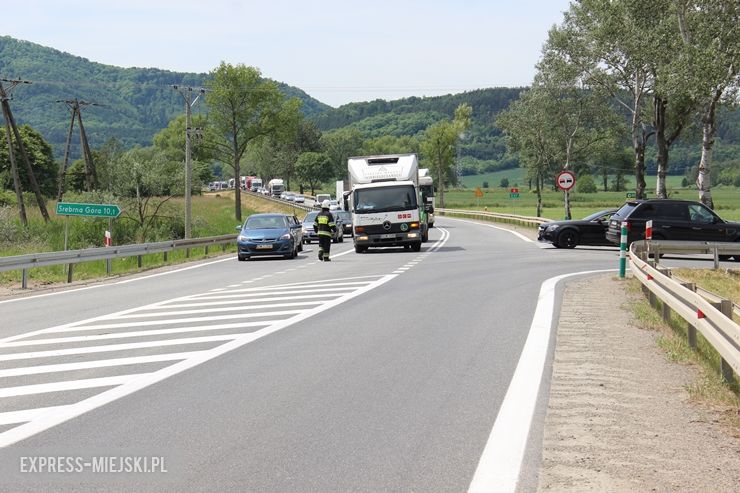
(605, 199, 740, 259)
(335, 210, 353, 236)
(301, 211, 344, 244)
(236, 213, 303, 261)
(538, 209, 618, 248)
(294, 194, 305, 203)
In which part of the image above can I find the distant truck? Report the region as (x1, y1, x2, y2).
(418, 168, 435, 227)
(267, 178, 285, 197)
(314, 193, 331, 209)
(348, 153, 429, 253)
(250, 177, 263, 192)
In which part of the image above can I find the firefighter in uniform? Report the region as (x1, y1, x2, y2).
(314, 200, 337, 261)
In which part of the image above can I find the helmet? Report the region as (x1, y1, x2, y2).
(321, 200, 330, 209)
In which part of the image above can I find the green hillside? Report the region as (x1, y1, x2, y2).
(0, 36, 330, 156)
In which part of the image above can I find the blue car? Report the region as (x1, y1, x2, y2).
(236, 213, 303, 261)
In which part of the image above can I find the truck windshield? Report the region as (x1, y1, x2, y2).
(354, 185, 417, 213)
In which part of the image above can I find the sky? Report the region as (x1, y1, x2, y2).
(1, 0, 572, 108)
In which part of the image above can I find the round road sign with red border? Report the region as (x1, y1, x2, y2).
(556, 170, 576, 191)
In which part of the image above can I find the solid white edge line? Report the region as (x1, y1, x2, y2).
(0, 273, 399, 447)
(443, 216, 535, 243)
(467, 269, 614, 493)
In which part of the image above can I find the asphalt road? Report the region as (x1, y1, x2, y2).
(0, 217, 733, 492)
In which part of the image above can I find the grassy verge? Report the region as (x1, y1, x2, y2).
(624, 277, 740, 430)
(0, 192, 301, 289)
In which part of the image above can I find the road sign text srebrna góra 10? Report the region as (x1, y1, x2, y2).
(56, 202, 121, 218)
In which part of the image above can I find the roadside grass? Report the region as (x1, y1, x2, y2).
(0, 192, 297, 288)
(624, 278, 740, 430)
(442, 186, 740, 221)
(670, 268, 740, 323)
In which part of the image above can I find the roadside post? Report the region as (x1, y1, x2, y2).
(474, 187, 484, 209)
(645, 220, 653, 263)
(509, 187, 519, 213)
(619, 221, 628, 278)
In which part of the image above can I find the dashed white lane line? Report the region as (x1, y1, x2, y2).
(467, 269, 614, 493)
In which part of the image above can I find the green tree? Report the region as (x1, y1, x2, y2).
(499, 177, 509, 188)
(0, 124, 57, 197)
(112, 146, 183, 241)
(206, 62, 301, 221)
(320, 128, 364, 180)
(576, 174, 598, 193)
(295, 152, 333, 195)
(420, 103, 472, 208)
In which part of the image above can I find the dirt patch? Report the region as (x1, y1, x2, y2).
(537, 273, 740, 492)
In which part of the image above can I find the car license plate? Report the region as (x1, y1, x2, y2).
(256, 244, 273, 249)
(380, 233, 396, 239)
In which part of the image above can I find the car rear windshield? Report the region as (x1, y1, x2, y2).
(614, 203, 638, 219)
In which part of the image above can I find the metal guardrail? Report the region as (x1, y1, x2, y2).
(437, 208, 548, 228)
(248, 191, 313, 213)
(0, 234, 237, 288)
(629, 240, 740, 383)
(645, 239, 740, 269)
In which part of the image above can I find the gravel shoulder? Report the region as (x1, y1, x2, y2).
(536, 273, 740, 492)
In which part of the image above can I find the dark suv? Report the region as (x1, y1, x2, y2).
(605, 199, 740, 248)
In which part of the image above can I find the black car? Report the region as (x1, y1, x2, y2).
(605, 199, 740, 255)
(335, 210, 353, 236)
(538, 209, 618, 248)
(301, 211, 344, 244)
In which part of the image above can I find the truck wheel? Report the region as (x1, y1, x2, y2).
(411, 242, 422, 252)
(421, 227, 429, 243)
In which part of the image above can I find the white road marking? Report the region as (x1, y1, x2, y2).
(0, 352, 205, 378)
(188, 286, 360, 299)
(39, 310, 304, 332)
(0, 406, 73, 426)
(112, 301, 324, 319)
(468, 269, 614, 493)
(152, 293, 340, 309)
(0, 274, 398, 447)
(443, 217, 534, 243)
(0, 374, 146, 398)
(0, 335, 239, 363)
(0, 256, 234, 306)
(0, 322, 274, 348)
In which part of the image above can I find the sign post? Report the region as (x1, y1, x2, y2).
(474, 187, 484, 208)
(556, 171, 576, 220)
(619, 221, 628, 278)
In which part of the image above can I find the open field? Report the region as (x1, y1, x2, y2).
(442, 186, 740, 221)
(461, 169, 701, 190)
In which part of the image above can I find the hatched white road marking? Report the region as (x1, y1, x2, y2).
(0, 229, 452, 447)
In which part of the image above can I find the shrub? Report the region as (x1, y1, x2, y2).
(576, 174, 598, 193)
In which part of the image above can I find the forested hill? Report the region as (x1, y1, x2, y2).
(0, 36, 330, 155)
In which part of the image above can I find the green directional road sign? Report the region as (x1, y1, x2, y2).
(509, 193, 520, 199)
(626, 192, 636, 198)
(56, 202, 121, 218)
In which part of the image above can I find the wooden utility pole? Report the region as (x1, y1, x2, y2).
(172, 85, 206, 239)
(56, 99, 101, 200)
(1, 78, 50, 223)
(0, 84, 27, 225)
